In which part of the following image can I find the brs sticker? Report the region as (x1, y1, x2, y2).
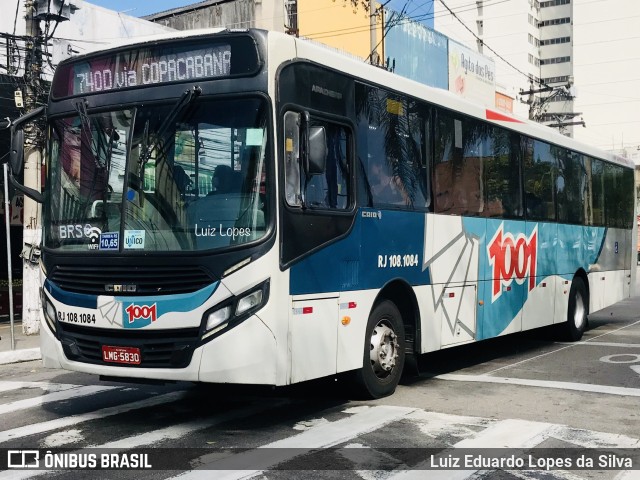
(124, 303, 157, 328)
(488, 224, 537, 302)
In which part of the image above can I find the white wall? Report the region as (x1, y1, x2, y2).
(572, 0, 640, 156)
(1, 0, 173, 79)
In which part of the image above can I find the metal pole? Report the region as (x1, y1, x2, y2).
(370, 0, 377, 65)
(3, 163, 15, 350)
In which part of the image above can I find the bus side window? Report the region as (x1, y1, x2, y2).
(356, 84, 429, 211)
(434, 114, 483, 216)
(284, 111, 302, 207)
(525, 139, 556, 221)
(304, 122, 350, 210)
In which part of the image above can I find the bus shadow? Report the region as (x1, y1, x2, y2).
(402, 325, 572, 385)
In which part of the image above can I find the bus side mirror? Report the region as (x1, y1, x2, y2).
(306, 126, 327, 176)
(10, 128, 24, 175)
(6, 106, 46, 203)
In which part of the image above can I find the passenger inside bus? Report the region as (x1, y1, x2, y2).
(173, 164, 192, 195)
(370, 161, 407, 205)
(208, 165, 234, 195)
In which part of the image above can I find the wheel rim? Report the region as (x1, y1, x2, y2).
(573, 290, 586, 329)
(369, 320, 399, 378)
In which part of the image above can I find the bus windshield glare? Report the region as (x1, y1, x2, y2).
(45, 97, 270, 252)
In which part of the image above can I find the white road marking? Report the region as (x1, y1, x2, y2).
(0, 381, 80, 394)
(556, 341, 640, 348)
(485, 319, 640, 376)
(436, 373, 640, 397)
(547, 424, 640, 449)
(599, 354, 640, 364)
(292, 417, 329, 431)
(614, 471, 638, 480)
(97, 399, 291, 449)
(406, 410, 493, 439)
(42, 429, 84, 448)
(171, 405, 418, 480)
(388, 419, 554, 480)
(0, 385, 114, 416)
(511, 470, 585, 480)
(0, 400, 293, 480)
(0, 390, 186, 443)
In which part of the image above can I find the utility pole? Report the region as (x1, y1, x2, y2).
(22, 0, 44, 335)
(519, 79, 552, 121)
(369, 0, 379, 66)
(520, 77, 584, 136)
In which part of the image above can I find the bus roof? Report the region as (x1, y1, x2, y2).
(286, 31, 633, 170)
(54, 28, 633, 170)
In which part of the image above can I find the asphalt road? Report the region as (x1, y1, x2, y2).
(0, 295, 639, 479)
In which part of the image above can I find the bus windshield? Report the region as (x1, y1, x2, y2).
(45, 97, 270, 253)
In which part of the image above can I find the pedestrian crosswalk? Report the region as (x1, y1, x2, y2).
(0, 379, 637, 480)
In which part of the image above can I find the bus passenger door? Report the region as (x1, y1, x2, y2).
(439, 285, 477, 346)
(484, 219, 524, 337)
(523, 221, 557, 329)
(290, 296, 339, 383)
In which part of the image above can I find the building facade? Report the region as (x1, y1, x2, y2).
(433, 0, 640, 153)
(146, 0, 385, 62)
(0, 0, 172, 321)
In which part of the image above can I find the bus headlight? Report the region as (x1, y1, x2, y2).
(205, 305, 232, 332)
(41, 292, 58, 334)
(201, 280, 269, 340)
(236, 289, 263, 316)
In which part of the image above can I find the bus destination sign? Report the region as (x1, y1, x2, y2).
(52, 36, 261, 98)
(71, 45, 231, 95)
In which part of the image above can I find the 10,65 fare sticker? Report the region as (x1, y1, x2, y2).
(378, 253, 419, 268)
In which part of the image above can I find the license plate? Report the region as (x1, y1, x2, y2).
(102, 345, 141, 365)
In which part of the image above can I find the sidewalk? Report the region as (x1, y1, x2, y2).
(0, 318, 42, 365)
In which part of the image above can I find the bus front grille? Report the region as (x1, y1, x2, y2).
(49, 264, 214, 296)
(58, 322, 201, 369)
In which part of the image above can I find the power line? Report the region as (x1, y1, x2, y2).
(305, 0, 537, 90)
(304, 0, 506, 41)
(436, 0, 544, 87)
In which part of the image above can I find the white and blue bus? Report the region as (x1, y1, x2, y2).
(7, 29, 635, 398)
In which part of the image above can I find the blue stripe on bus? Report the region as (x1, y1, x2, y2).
(290, 210, 609, 340)
(44, 279, 98, 309)
(290, 209, 429, 295)
(44, 279, 219, 329)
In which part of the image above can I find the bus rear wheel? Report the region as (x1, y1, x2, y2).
(563, 277, 588, 341)
(352, 300, 405, 399)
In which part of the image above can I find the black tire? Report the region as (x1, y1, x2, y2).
(563, 276, 588, 341)
(351, 300, 405, 399)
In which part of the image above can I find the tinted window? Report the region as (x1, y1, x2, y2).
(589, 157, 605, 226)
(356, 84, 429, 210)
(305, 121, 350, 210)
(483, 128, 522, 218)
(434, 113, 522, 217)
(434, 112, 483, 215)
(604, 163, 633, 228)
(621, 168, 634, 229)
(556, 150, 587, 224)
(525, 139, 556, 221)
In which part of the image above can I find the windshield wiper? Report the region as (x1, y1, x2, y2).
(74, 99, 117, 171)
(139, 86, 202, 172)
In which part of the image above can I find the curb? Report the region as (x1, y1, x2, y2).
(0, 348, 42, 365)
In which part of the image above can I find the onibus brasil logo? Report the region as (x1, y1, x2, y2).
(487, 223, 538, 303)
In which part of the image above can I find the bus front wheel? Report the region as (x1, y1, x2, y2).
(563, 277, 588, 341)
(352, 300, 405, 399)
